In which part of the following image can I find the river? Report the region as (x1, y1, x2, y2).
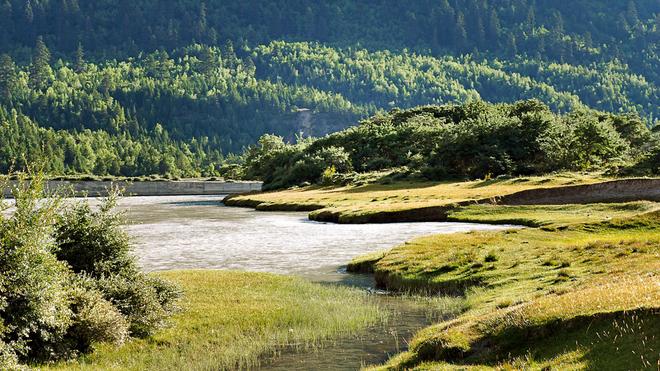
(114, 195, 509, 370)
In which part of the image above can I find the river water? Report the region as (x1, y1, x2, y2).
(114, 195, 508, 370)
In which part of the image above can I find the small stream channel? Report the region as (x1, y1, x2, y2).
(113, 195, 510, 370)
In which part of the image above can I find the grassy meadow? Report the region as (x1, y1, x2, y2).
(225, 173, 610, 223)
(48, 270, 384, 371)
(358, 205, 660, 369)
(225, 174, 660, 370)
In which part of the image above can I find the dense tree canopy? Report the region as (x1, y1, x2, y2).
(0, 1, 657, 176)
(243, 100, 659, 189)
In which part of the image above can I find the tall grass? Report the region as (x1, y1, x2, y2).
(49, 270, 385, 370)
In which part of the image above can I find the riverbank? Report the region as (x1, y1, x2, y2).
(361, 208, 660, 369)
(224, 173, 660, 223)
(48, 270, 384, 370)
(224, 174, 660, 369)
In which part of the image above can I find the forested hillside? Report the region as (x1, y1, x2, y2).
(0, 0, 657, 176)
(242, 100, 660, 189)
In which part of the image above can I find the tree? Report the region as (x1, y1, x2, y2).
(455, 11, 468, 52)
(526, 7, 536, 32)
(0, 54, 17, 101)
(506, 34, 518, 58)
(24, 0, 33, 23)
(487, 9, 501, 46)
(195, 2, 208, 41)
(30, 36, 52, 90)
(75, 42, 86, 72)
(199, 46, 220, 75)
(627, 1, 639, 26)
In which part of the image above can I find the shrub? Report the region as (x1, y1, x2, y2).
(0, 173, 73, 362)
(1, 173, 180, 367)
(321, 165, 337, 185)
(0, 340, 20, 371)
(95, 275, 176, 337)
(66, 280, 129, 353)
(54, 194, 136, 277)
(54, 193, 181, 338)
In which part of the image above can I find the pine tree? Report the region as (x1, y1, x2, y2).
(30, 36, 52, 90)
(474, 14, 486, 48)
(223, 39, 237, 68)
(627, 1, 639, 26)
(506, 34, 517, 58)
(455, 11, 468, 52)
(434, 0, 454, 47)
(552, 11, 564, 34)
(199, 46, 219, 75)
(0, 54, 17, 101)
(75, 42, 85, 72)
(526, 7, 536, 32)
(195, 2, 208, 41)
(24, 0, 33, 23)
(487, 9, 501, 46)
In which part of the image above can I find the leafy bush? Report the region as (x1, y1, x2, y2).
(0, 174, 181, 367)
(95, 275, 175, 337)
(0, 174, 73, 362)
(66, 280, 129, 353)
(54, 196, 135, 277)
(0, 340, 20, 371)
(54, 193, 181, 338)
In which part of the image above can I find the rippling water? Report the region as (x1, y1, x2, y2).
(115, 195, 514, 369)
(4, 194, 509, 369)
(118, 195, 509, 278)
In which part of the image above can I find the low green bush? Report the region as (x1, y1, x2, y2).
(0, 174, 73, 362)
(0, 174, 180, 367)
(54, 193, 181, 338)
(66, 279, 129, 353)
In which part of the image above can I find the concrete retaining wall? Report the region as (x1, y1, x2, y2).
(2, 180, 262, 197)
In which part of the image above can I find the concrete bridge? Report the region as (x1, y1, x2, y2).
(2, 180, 262, 197)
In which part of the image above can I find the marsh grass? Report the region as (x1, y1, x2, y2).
(49, 270, 385, 370)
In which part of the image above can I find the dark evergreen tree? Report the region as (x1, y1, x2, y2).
(0, 54, 17, 102)
(30, 36, 52, 90)
(487, 9, 501, 46)
(455, 11, 468, 52)
(75, 42, 85, 72)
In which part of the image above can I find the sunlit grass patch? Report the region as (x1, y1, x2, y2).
(227, 173, 609, 222)
(373, 275, 659, 370)
(364, 208, 660, 370)
(49, 270, 385, 370)
(446, 202, 660, 228)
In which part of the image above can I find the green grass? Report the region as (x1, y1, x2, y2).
(446, 202, 660, 228)
(48, 270, 384, 371)
(357, 208, 660, 370)
(226, 173, 610, 223)
(376, 277, 660, 370)
(224, 175, 660, 369)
